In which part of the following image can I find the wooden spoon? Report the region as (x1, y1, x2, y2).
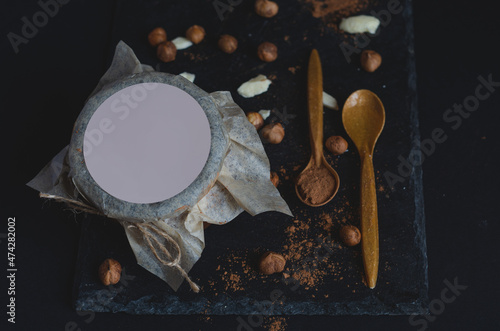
(295, 49, 340, 207)
(342, 89, 385, 289)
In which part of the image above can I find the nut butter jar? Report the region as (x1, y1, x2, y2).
(68, 72, 229, 221)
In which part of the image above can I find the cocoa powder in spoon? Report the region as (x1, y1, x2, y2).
(296, 166, 337, 205)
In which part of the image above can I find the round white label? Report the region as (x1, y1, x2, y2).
(83, 83, 211, 204)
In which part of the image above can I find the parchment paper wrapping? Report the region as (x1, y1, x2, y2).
(27, 41, 292, 291)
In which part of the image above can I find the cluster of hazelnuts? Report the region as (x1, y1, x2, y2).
(247, 112, 285, 145)
(148, 25, 207, 62)
(148, 0, 280, 63)
(216, 36, 279, 63)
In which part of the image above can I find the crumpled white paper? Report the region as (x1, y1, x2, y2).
(28, 41, 292, 291)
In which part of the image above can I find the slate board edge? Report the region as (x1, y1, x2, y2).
(404, 0, 430, 314)
(75, 287, 427, 315)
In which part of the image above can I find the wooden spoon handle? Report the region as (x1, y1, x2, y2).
(307, 49, 324, 167)
(360, 152, 379, 289)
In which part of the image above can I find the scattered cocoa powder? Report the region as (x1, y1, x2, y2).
(296, 166, 337, 205)
(212, 249, 272, 294)
(282, 215, 344, 290)
(183, 51, 207, 62)
(215, 253, 247, 292)
(265, 316, 287, 331)
(320, 212, 334, 231)
(278, 165, 290, 181)
(302, 0, 369, 21)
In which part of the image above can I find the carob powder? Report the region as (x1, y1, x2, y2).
(296, 166, 337, 205)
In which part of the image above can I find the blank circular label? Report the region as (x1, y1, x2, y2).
(83, 83, 211, 204)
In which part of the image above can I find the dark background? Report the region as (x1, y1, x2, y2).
(1, 0, 498, 330)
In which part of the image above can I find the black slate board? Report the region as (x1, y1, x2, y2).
(73, 0, 428, 315)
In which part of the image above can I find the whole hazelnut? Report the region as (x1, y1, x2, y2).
(186, 25, 206, 44)
(218, 34, 238, 54)
(157, 41, 177, 62)
(98, 258, 122, 286)
(270, 171, 279, 187)
(261, 123, 285, 144)
(325, 135, 348, 155)
(148, 27, 167, 47)
(360, 50, 382, 72)
(339, 225, 361, 246)
(246, 112, 264, 130)
(255, 0, 279, 18)
(258, 251, 286, 275)
(257, 42, 278, 62)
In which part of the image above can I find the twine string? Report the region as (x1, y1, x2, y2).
(129, 223, 200, 293)
(39, 193, 103, 215)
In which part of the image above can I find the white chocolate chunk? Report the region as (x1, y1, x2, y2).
(171, 37, 193, 50)
(259, 109, 271, 120)
(339, 15, 381, 34)
(179, 72, 195, 83)
(322, 92, 339, 110)
(237, 75, 271, 98)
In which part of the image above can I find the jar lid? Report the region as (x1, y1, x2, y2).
(69, 72, 228, 221)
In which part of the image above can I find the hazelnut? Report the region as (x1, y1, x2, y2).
(339, 225, 361, 246)
(186, 25, 206, 44)
(257, 42, 278, 62)
(148, 27, 167, 47)
(255, 0, 279, 18)
(258, 252, 286, 275)
(270, 171, 279, 187)
(325, 135, 348, 155)
(98, 258, 122, 286)
(218, 34, 238, 54)
(261, 123, 285, 144)
(246, 112, 264, 130)
(360, 50, 382, 72)
(157, 41, 177, 62)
